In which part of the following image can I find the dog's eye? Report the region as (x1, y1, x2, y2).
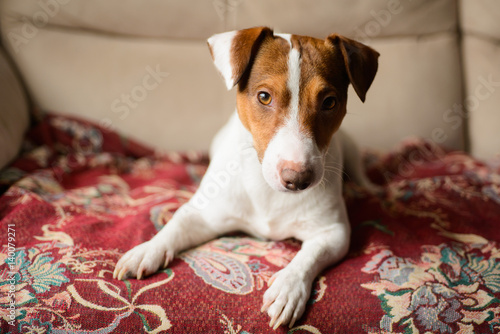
(322, 96, 336, 110)
(257, 92, 272, 105)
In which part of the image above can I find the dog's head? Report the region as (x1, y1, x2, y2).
(208, 27, 379, 192)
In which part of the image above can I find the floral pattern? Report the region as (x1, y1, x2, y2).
(0, 114, 499, 333)
(16, 249, 70, 294)
(18, 318, 52, 334)
(362, 238, 500, 333)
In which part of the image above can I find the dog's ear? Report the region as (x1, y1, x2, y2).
(327, 34, 379, 102)
(208, 27, 273, 90)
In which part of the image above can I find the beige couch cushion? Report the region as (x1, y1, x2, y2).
(461, 0, 500, 161)
(1, 27, 235, 151)
(228, 0, 457, 38)
(343, 33, 463, 150)
(0, 0, 465, 153)
(0, 46, 29, 169)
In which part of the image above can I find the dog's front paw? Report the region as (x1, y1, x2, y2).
(113, 241, 174, 280)
(261, 269, 312, 330)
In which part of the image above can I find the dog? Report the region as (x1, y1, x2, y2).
(114, 26, 379, 329)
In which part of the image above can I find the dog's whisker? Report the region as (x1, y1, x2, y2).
(323, 164, 343, 170)
(318, 178, 327, 191)
(323, 166, 344, 174)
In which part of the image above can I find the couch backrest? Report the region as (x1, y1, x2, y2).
(1, 0, 496, 161)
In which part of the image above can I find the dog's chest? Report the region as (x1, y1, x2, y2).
(233, 170, 330, 241)
(236, 189, 309, 240)
(200, 164, 325, 241)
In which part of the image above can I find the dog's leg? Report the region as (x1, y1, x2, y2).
(261, 218, 350, 329)
(339, 130, 382, 195)
(113, 207, 219, 280)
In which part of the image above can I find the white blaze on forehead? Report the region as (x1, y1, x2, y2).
(272, 33, 308, 160)
(276, 34, 301, 125)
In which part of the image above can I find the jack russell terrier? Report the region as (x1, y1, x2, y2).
(114, 26, 379, 330)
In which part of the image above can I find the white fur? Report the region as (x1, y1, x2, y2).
(207, 30, 238, 90)
(115, 30, 377, 330)
(262, 123, 323, 192)
(279, 34, 301, 122)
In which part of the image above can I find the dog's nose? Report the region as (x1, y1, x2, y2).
(280, 167, 314, 191)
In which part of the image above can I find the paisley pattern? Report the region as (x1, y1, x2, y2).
(180, 237, 297, 295)
(181, 249, 255, 294)
(0, 114, 499, 333)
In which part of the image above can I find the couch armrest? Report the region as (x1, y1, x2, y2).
(0, 46, 29, 169)
(461, 0, 500, 161)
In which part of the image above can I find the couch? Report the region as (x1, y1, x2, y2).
(1, 1, 499, 333)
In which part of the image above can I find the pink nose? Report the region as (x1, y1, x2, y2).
(280, 163, 314, 191)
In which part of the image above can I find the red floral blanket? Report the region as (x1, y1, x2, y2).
(1, 114, 499, 333)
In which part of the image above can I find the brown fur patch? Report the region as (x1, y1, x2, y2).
(230, 27, 273, 88)
(327, 34, 380, 102)
(292, 35, 350, 152)
(236, 34, 292, 161)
